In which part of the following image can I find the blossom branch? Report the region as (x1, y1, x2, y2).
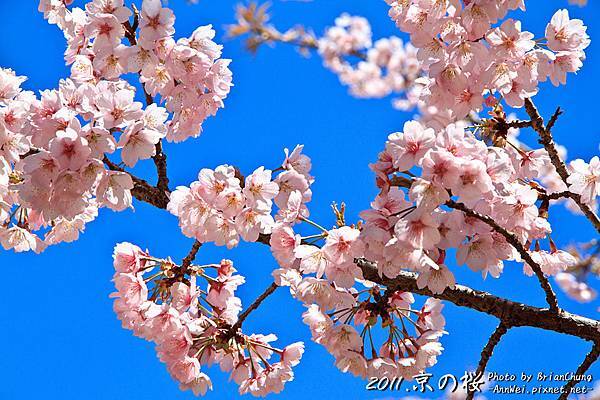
(123, 15, 170, 193)
(445, 200, 560, 313)
(227, 3, 368, 58)
(524, 98, 600, 234)
(356, 259, 600, 342)
(557, 342, 600, 400)
(466, 322, 510, 400)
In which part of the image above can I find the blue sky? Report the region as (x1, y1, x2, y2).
(1, 0, 599, 399)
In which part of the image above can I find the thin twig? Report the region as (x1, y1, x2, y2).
(557, 342, 600, 400)
(465, 322, 510, 400)
(230, 282, 279, 332)
(446, 200, 560, 313)
(524, 98, 600, 234)
(181, 240, 202, 270)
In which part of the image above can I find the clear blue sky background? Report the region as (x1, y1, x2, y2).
(1, 1, 599, 399)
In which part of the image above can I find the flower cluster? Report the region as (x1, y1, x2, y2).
(0, 0, 232, 253)
(111, 242, 304, 397)
(268, 221, 447, 380)
(386, 1, 590, 122)
(318, 14, 424, 111)
(364, 118, 578, 287)
(167, 145, 314, 248)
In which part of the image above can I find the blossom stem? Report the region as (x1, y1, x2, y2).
(299, 217, 329, 233)
(524, 98, 600, 234)
(301, 233, 327, 241)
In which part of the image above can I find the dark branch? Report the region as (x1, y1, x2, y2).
(557, 342, 600, 400)
(446, 200, 560, 313)
(181, 240, 202, 270)
(524, 98, 600, 234)
(466, 322, 510, 400)
(230, 282, 279, 333)
(356, 259, 600, 342)
(103, 157, 170, 209)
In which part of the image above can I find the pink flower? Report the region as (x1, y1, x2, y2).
(205, 214, 239, 248)
(84, 13, 124, 51)
(197, 165, 239, 204)
(416, 264, 455, 294)
(486, 19, 534, 60)
(335, 351, 368, 378)
(157, 327, 192, 362)
(567, 157, 600, 205)
(294, 244, 328, 278)
(281, 342, 305, 367)
(325, 260, 362, 288)
(274, 169, 310, 209)
(0, 226, 45, 253)
(85, 0, 132, 23)
(524, 250, 577, 277)
(168, 356, 201, 384)
(95, 89, 143, 129)
(170, 280, 197, 312)
(117, 121, 164, 167)
(456, 234, 504, 278)
(545, 9, 590, 53)
(277, 190, 306, 223)
(324, 324, 362, 356)
(49, 128, 91, 171)
(394, 212, 440, 250)
(270, 223, 300, 268)
(322, 226, 364, 265)
(113, 272, 148, 307)
(179, 373, 213, 396)
(386, 120, 435, 171)
(450, 159, 493, 201)
(113, 242, 147, 273)
(421, 150, 461, 188)
(548, 51, 583, 87)
(96, 171, 134, 211)
(214, 188, 244, 219)
(283, 145, 313, 179)
(235, 208, 274, 242)
(243, 167, 279, 208)
(417, 298, 445, 331)
(144, 304, 183, 338)
(139, 0, 175, 49)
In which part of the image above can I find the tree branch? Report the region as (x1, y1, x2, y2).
(523, 98, 600, 234)
(103, 157, 170, 209)
(557, 342, 600, 400)
(466, 322, 510, 400)
(446, 200, 560, 313)
(356, 259, 600, 342)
